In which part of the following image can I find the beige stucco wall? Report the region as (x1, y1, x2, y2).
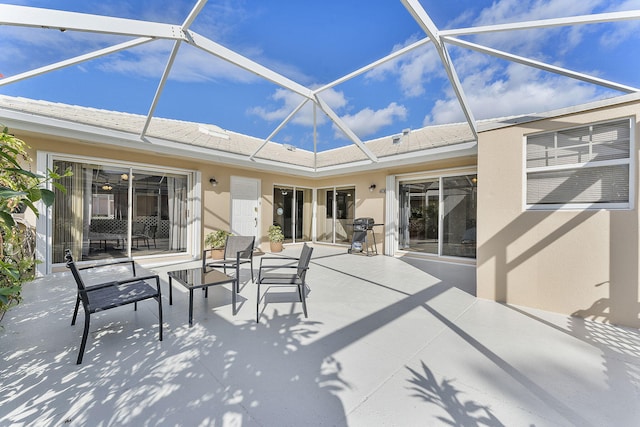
(16, 130, 453, 257)
(477, 102, 640, 328)
(17, 129, 477, 256)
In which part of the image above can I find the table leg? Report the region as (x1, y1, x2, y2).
(189, 289, 194, 326)
(169, 277, 173, 305)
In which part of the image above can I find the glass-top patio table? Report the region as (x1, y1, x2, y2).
(167, 267, 237, 325)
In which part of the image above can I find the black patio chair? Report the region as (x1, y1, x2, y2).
(203, 235, 255, 287)
(131, 221, 152, 249)
(256, 243, 313, 322)
(65, 249, 163, 364)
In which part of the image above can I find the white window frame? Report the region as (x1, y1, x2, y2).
(524, 117, 634, 211)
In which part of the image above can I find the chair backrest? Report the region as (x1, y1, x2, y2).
(223, 235, 255, 259)
(132, 221, 147, 235)
(297, 244, 313, 278)
(65, 249, 89, 305)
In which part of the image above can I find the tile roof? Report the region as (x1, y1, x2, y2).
(2, 93, 639, 173)
(0, 95, 474, 169)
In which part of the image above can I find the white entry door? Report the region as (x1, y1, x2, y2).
(230, 176, 260, 239)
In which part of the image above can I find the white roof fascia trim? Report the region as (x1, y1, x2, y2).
(186, 30, 314, 99)
(0, 107, 320, 174)
(250, 98, 309, 160)
(441, 10, 640, 37)
(0, 5, 185, 40)
(314, 95, 379, 162)
(0, 108, 153, 147)
(312, 141, 478, 177)
(444, 37, 640, 93)
(141, 40, 183, 137)
(317, 37, 432, 93)
(144, 138, 317, 173)
(0, 37, 154, 87)
(0, 106, 478, 178)
(402, 0, 478, 140)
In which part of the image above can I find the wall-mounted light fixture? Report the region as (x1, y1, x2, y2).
(369, 184, 377, 192)
(209, 177, 218, 187)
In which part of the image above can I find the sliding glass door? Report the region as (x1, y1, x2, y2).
(398, 174, 476, 258)
(399, 179, 439, 254)
(317, 186, 355, 245)
(272, 186, 312, 244)
(52, 158, 193, 263)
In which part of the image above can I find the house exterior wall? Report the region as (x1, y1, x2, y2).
(477, 102, 640, 328)
(14, 130, 473, 263)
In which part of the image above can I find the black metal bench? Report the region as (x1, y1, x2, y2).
(65, 249, 163, 364)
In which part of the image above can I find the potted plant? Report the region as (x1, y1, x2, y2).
(268, 224, 284, 252)
(204, 229, 231, 259)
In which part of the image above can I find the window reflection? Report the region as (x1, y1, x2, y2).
(52, 160, 190, 263)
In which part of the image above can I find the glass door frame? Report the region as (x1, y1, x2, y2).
(393, 167, 477, 260)
(272, 184, 314, 244)
(37, 151, 200, 274)
(316, 185, 356, 246)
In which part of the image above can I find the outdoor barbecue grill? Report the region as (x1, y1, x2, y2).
(348, 217, 382, 256)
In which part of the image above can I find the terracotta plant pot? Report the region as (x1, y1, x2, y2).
(270, 241, 283, 253)
(210, 248, 225, 259)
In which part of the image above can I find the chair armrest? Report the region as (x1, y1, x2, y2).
(119, 275, 162, 294)
(84, 274, 160, 293)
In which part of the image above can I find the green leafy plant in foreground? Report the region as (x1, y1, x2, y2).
(1, 126, 71, 319)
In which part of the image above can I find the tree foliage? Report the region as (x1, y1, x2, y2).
(1, 126, 71, 317)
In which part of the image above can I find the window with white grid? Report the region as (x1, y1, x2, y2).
(525, 118, 632, 209)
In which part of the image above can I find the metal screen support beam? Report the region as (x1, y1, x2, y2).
(186, 30, 313, 100)
(318, 37, 432, 93)
(315, 95, 378, 162)
(140, 41, 182, 138)
(249, 99, 309, 160)
(444, 37, 639, 93)
(140, 0, 208, 138)
(441, 10, 640, 37)
(0, 5, 184, 40)
(401, 0, 478, 140)
(0, 37, 153, 87)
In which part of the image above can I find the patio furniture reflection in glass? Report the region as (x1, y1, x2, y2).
(167, 267, 237, 326)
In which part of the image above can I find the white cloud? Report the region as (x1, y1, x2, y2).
(248, 87, 350, 127)
(467, 0, 605, 57)
(424, 63, 601, 125)
(598, 0, 640, 47)
(419, 0, 635, 126)
(248, 88, 407, 140)
(98, 41, 260, 83)
(365, 36, 442, 98)
(337, 102, 408, 139)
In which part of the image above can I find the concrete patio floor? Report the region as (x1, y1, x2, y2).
(2, 245, 640, 426)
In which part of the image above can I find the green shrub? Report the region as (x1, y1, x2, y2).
(1, 126, 70, 319)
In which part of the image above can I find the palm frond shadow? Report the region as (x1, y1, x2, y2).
(407, 361, 505, 427)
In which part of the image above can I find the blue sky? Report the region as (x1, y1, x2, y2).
(1, 0, 640, 151)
